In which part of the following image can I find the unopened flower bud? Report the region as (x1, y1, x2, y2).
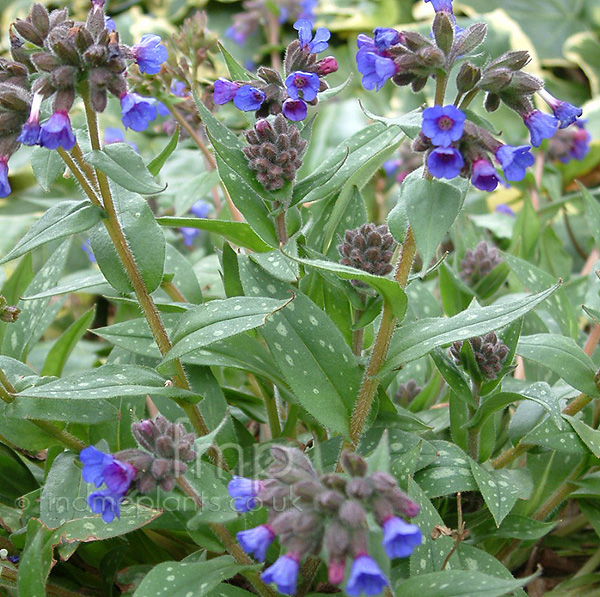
(432, 11, 454, 55)
(315, 490, 344, 513)
(460, 241, 503, 285)
(346, 478, 373, 500)
(270, 446, 317, 483)
(456, 62, 481, 94)
(395, 379, 422, 406)
(484, 92, 501, 112)
(341, 452, 368, 477)
(339, 500, 367, 528)
(450, 331, 509, 380)
(316, 56, 338, 76)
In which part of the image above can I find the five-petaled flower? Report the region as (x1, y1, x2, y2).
(120, 92, 158, 132)
(471, 158, 501, 192)
(495, 145, 534, 182)
(39, 111, 76, 150)
(427, 147, 464, 179)
(261, 554, 300, 595)
(0, 157, 10, 198)
(421, 105, 466, 147)
(236, 525, 276, 562)
(538, 89, 583, 129)
(294, 19, 330, 54)
(381, 517, 423, 559)
(285, 71, 320, 101)
(233, 86, 266, 112)
(132, 34, 168, 75)
(346, 554, 388, 596)
(227, 476, 262, 512)
(522, 110, 559, 148)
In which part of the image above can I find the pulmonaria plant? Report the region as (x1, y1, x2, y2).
(356, 0, 584, 189)
(213, 19, 337, 122)
(0, 0, 169, 196)
(228, 447, 421, 595)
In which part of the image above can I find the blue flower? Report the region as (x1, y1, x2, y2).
(237, 525, 275, 562)
(80, 446, 136, 495)
(157, 101, 170, 117)
(495, 204, 515, 217)
(294, 19, 330, 54)
(104, 127, 125, 144)
(383, 159, 401, 177)
(17, 122, 41, 146)
(356, 52, 396, 92)
(282, 98, 308, 121)
(233, 86, 266, 112)
(261, 554, 300, 595)
(381, 517, 422, 559)
(495, 144, 534, 182)
(120, 93, 158, 132)
(471, 159, 501, 192)
(88, 490, 124, 523)
(523, 110, 558, 148)
(180, 201, 210, 247)
(427, 147, 464, 179)
(226, 24, 249, 46)
(213, 78, 240, 105)
(567, 123, 591, 162)
(425, 0, 454, 12)
(538, 89, 582, 129)
(373, 27, 401, 50)
(190, 200, 211, 219)
(228, 476, 262, 512)
(422, 105, 465, 147)
(133, 34, 168, 75)
(104, 15, 116, 32)
(171, 81, 188, 98)
(0, 157, 10, 198)
(285, 71, 320, 101)
(81, 239, 96, 263)
(39, 111, 76, 150)
(346, 555, 388, 596)
(299, 0, 318, 20)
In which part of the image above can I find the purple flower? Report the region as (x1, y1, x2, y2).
(104, 15, 116, 32)
(422, 105, 465, 147)
(104, 127, 125, 144)
(282, 98, 308, 121)
(237, 525, 275, 562)
(261, 554, 300, 595)
(495, 204, 515, 216)
(299, 0, 318, 20)
(383, 159, 401, 177)
(567, 123, 591, 161)
(157, 101, 170, 117)
(18, 92, 43, 146)
(285, 71, 320, 101)
(294, 19, 330, 54)
(233, 86, 266, 112)
(538, 89, 582, 129)
(381, 517, 422, 559)
(226, 25, 249, 46)
(427, 147, 464, 179)
(0, 157, 10, 198)
(180, 201, 210, 247)
(133, 34, 168, 75)
(88, 490, 124, 523)
(213, 78, 240, 105)
(523, 110, 558, 148)
(425, 0, 454, 12)
(373, 27, 401, 50)
(120, 93, 158, 132)
(471, 158, 501, 192)
(81, 239, 96, 263)
(80, 446, 136, 495)
(39, 111, 76, 150)
(171, 81, 188, 98)
(356, 52, 396, 92)
(495, 144, 534, 182)
(228, 476, 261, 512)
(346, 554, 388, 596)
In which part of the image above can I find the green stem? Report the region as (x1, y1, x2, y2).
(0, 566, 84, 597)
(347, 227, 417, 448)
(31, 420, 86, 452)
(161, 279, 187, 303)
(274, 205, 288, 246)
(467, 380, 481, 461)
(434, 72, 448, 106)
(458, 89, 479, 110)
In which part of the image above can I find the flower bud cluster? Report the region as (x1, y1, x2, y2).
(395, 379, 422, 406)
(243, 114, 308, 191)
(213, 19, 337, 122)
(547, 120, 591, 164)
(0, 1, 169, 197)
(357, 0, 585, 191)
(450, 331, 509, 381)
(80, 416, 196, 523)
(0, 295, 20, 323)
(338, 223, 396, 286)
(229, 446, 421, 595)
(459, 241, 503, 286)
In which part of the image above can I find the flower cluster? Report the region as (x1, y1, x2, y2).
(214, 19, 337, 121)
(356, 0, 586, 189)
(226, 0, 317, 46)
(0, 0, 169, 196)
(395, 379, 422, 406)
(547, 120, 591, 164)
(80, 416, 196, 522)
(459, 240, 503, 286)
(338, 223, 396, 286)
(228, 447, 421, 595)
(450, 332, 509, 381)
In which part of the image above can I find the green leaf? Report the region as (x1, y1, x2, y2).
(31, 146, 67, 192)
(148, 125, 179, 176)
(218, 42, 258, 80)
(157, 217, 273, 252)
(22, 270, 107, 300)
(41, 306, 96, 376)
(163, 297, 290, 363)
(18, 519, 54, 597)
(291, 122, 404, 206)
(395, 569, 533, 597)
(359, 105, 423, 139)
(399, 169, 469, 268)
(240, 258, 361, 436)
(382, 284, 559, 372)
(194, 97, 278, 246)
(90, 184, 166, 294)
(286, 255, 408, 320)
(133, 556, 248, 597)
(431, 349, 474, 407)
(0, 200, 104, 264)
(471, 515, 556, 541)
(87, 143, 166, 194)
(565, 415, 600, 458)
(17, 364, 195, 401)
(2, 240, 70, 360)
(522, 417, 587, 454)
(164, 244, 203, 304)
(517, 334, 600, 397)
(0, 443, 38, 503)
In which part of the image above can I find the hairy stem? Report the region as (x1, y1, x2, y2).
(467, 381, 482, 461)
(434, 72, 448, 106)
(458, 89, 479, 110)
(274, 204, 288, 246)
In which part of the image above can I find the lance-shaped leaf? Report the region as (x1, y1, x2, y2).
(382, 283, 559, 373)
